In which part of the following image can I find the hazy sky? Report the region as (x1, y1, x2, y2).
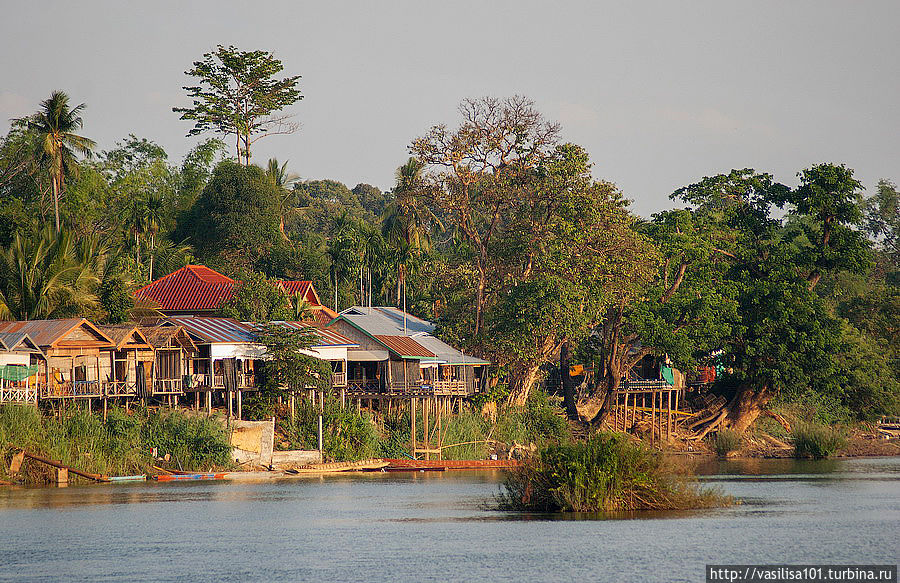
(2, 1, 897, 217)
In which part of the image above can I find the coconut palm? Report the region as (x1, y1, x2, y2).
(22, 91, 96, 233)
(381, 158, 440, 253)
(265, 158, 302, 240)
(0, 227, 100, 320)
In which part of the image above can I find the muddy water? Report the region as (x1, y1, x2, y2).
(0, 457, 897, 582)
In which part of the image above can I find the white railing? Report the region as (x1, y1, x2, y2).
(0, 386, 37, 404)
(105, 381, 138, 397)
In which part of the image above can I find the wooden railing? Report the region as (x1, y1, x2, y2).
(153, 378, 183, 395)
(105, 381, 138, 397)
(332, 371, 346, 387)
(40, 381, 103, 399)
(0, 386, 37, 404)
(432, 380, 468, 395)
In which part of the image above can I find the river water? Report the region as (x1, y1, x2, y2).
(0, 457, 897, 582)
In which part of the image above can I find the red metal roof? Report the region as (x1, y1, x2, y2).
(135, 266, 329, 315)
(135, 265, 236, 312)
(278, 280, 322, 305)
(373, 335, 436, 358)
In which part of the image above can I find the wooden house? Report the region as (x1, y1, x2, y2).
(0, 319, 114, 400)
(0, 333, 45, 405)
(328, 307, 490, 396)
(97, 325, 155, 398)
(140, 325, 198, 396)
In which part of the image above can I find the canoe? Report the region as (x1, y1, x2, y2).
(154, 473, 227, 481)
(108, 475, 147, 482)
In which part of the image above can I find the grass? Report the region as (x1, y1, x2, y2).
(276, 398, 381, 462)
(498, 432, 731, 513)
(711, 429, 743, 457)
(0, 404, 232, 485)
(791, 422, 848, 459)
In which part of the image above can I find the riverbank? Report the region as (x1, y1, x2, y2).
(0, 405, 232, 485)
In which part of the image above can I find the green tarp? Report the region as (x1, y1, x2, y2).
(660, 366, 675, 385)
(0, 364, 38, 381)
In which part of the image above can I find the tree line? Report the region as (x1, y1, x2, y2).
(0, 46, 896, 431)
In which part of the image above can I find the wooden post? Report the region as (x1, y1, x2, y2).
(290, 392, 296, 421)
(410, 397, 417, 458)
(650, 390, 656, 445)
(437, 398, 442, 460)
(667, 389, 673, 440)
(206, 390, 212, 415)
(236, 390, 242, 420)
(423, 397, 429, 460)
(56, 467, 68, 486)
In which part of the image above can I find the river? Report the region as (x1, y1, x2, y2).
(0, 457, 897, 582)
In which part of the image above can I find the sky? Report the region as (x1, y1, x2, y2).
(1, 1, 897, 217)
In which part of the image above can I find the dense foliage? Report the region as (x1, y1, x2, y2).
(0, 67, 894, 429)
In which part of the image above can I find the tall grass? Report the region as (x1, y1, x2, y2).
(498, 433, 730, 512)
(792, 422, 847, 459)
(711, 429, 743, 457)
(0, 404, 232, 484)
(277, 398, 381, 462)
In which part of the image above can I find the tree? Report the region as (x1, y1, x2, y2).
(20, 91, 96, 233)
(411, 96, 561, 336)
(219, 271, 291, 322)
(265, 158, 301, 240)
(256, 323, 332, 401)
(0, 227, 99, 320)
(863, 179, 899, 276)
(176, 161, 282, 266)
(173, 45, 302, 165)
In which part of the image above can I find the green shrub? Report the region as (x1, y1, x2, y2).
(278, 398, 380, 461)
(0, 404, 232, 484)
(792, 422, 848, 459)
(711, 429, 742, 457)
(498, 432, 730, 512)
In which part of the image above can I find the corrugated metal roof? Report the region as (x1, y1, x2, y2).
(275, 321, 358, 347)
(166, 316, 257, 344)
(140, 326, 197, 352)
(135, 265, 236, 312)
(0, 319, 113, 348)
(373, 335, 436, 359)
(335, 307, 489, 365)
(97, 325, 152, 349)
(0, 332, 43, 355)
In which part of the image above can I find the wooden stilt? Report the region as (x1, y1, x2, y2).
(236, 390, 242, 420)
(410, 397, 417, 458)
(423, 397, 429, 460)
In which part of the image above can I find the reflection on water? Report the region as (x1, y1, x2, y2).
(0, 458, 897, 582)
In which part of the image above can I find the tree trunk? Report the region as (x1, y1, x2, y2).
(560, 341, 578, 420)
(724, 385, 774, 433)
(588, 373, 623, 425)
(507, 364, 542, 407)
(52, 174, 60, 233)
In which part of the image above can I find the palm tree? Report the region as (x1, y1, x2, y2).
(265, 158, 301, 240)
(0, 227, 100, 320)
(22, 91, 96, 233)
(381, 158, 441, 307)
(381, 158, 440, 253)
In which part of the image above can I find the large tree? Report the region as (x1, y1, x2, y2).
(176, 161, 282, 267)
(411, 96, 560, 337)
(20, 91, 96, 233)
(174, 45, 302, 166)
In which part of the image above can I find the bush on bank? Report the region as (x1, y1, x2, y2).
(498, 433, 730, 513)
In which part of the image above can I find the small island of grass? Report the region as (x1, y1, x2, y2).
(498, 433, 731, 513)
